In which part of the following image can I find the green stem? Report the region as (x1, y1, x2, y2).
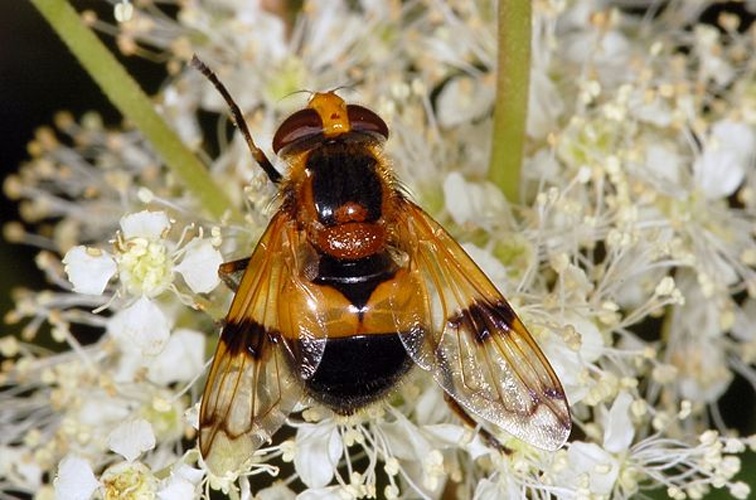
(29, 0, 241, 222)
(488, 1, 531, 203)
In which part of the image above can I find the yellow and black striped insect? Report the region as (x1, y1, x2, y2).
(192, 56, 571, 475)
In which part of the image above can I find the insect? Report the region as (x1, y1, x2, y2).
(192, 56, 571, 476)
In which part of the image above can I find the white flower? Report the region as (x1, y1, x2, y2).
(293, 421, 344, 488)
(539, 313, 603, 405)
(602, 391, 635, 454)
(54, 455, 100, 500)
(116, 240, 173, 298)
(108, 295, 171, 357)
(157, 464, 204, 500)
(296, 485, 351, 500)
(101, 461, 158, 498)
(62, 246, 117, 295)
(627, 88, 673, 128)
(560, 5, 632, 85)
(157, 477, 198, 500)
(528, 70, 564, 139)
(174, 237, 223, 293)
(254, 484, 297, 499)
(63, 210, 223, 300)
(107, 418, 156, 462)
(61, 210, 223, 363)
(443, 171, 507, 229)
(434, 75, 493, 128)
(120, 209, 171, 240)
(694, 120, 754, 199)
(475, 477, 523, 499)
(641, 142, 684, 195)
(556, 442, 620, 496)
(669, 271, 735, 403)
(147, 328, 206, 385)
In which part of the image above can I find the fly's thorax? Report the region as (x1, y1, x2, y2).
(283, 139, 398, 260)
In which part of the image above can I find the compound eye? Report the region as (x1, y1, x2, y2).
(272, 108, 323, 154)
(347, 105, 389, 140)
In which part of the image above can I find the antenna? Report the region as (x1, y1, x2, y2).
(190, 55, 283, 184)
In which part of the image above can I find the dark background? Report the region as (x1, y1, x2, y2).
(0, 1, 164, 319)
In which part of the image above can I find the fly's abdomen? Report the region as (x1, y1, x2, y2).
(301, 251, 412, 412)
(303, 333, 412, 413)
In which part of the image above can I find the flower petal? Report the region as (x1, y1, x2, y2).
(120, 210, 171, 240)
(296, 486, 346, 500)
(63, 246, 116, 295)
(157, 479, 196, 500)
(107, 418, 156, 462)
(107, 297, 170, 356)
(175, 239, 223, 294)
(294, 422, 343, 488)
(157, 464, 203, 500)
(434, 75, 493, 128)
(443, 172, 506, 228)
(148, 328, 205, 385)
(255, 483, 297, 500)
(555, 442, 619, 495)
(528, 70, 564, 139)
(694, 120, 754, 199)
(54, 455, 99, 500)
(603, 391, 635, 454)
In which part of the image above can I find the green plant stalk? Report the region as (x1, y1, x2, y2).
(29, 0, 241, 222)
(488, 1, 531, 203)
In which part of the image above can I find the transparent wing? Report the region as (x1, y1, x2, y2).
(199, 212, 325, 475)
(393, 200, 571, 450)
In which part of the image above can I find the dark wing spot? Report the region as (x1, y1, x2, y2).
(448, 300, 516, 345)
(221, 319, 277, 360)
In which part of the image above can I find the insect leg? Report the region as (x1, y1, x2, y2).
(443, 394, 512, 455)
(218, 257, 251, 292)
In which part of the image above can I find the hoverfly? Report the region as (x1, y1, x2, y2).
(192, 56, 571, 476)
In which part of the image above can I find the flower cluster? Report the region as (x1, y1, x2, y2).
(2, 1, 756, 499)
